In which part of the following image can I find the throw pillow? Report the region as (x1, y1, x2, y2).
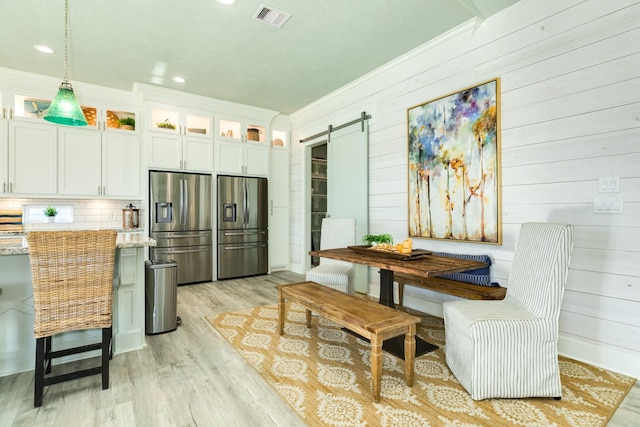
(433, 252, 497, 287)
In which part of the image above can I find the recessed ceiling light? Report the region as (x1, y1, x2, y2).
(217, 0, 236, 5)
(172, 76, 187, 84)
(34, 45, 55, 54)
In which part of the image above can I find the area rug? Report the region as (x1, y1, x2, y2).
(207, 304, 636, 427)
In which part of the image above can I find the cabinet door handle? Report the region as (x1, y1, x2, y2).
(1, 108, 5, 119)
(9, 109, 13, 119)
(2, 182, 5, 193)
(98, 186, 101, 195)
(9, 182, 13, 193)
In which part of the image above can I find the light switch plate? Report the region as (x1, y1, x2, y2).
(598, 177, 620, 193)
(594, 197, 624, 213)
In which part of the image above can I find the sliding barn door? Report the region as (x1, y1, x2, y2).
(328, 123, 369, 293)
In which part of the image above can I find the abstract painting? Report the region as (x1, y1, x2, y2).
(407, 78, 501, 244)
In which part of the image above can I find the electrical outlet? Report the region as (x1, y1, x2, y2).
(107, 211, 114, 220)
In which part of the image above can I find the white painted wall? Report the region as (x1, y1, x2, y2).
(289, 0, 640, 379)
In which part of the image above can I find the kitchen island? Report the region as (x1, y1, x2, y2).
(0, 232, 156, 377)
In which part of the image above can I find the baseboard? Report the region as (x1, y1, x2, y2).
(558, 335, 639, 380)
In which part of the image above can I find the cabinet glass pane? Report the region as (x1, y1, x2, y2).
(219, 119, 241, 140)
(108, 109, 136, 131)
(272, 130, 287, 147)
(80, 106, 99, 128)
(13, 95, 51, 119)
(151, 108, 179, 131)
(185, 114, 210, 136)
(247, 123, 266, 142)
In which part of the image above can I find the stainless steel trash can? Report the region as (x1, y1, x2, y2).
(145, 259, 178, 334)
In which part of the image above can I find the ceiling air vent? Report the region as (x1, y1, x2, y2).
(252, 5, 291, 28)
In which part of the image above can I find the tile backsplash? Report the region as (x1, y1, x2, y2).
(0, 198, 143, 231)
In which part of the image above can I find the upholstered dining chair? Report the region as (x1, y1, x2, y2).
(26, 230, 117, 407)
(443, 222, 575, 400)
(306, 217, 356, 293)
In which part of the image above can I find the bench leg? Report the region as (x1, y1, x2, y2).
(404, 324, 416, 387)
(305, 309, 311, 328)
(277, 290, 285, 335)
(371, 334, 383, 403)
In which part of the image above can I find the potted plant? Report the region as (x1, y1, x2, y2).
(119, 117, 135, 130)
(156, 119, 176, 130)
(43, 206, 58, 222)
(361, 233, 393, 246)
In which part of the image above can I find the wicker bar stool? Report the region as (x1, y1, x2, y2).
(26, 230, 117, 407)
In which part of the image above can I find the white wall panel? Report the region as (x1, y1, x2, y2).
(289, 0, 640, 377)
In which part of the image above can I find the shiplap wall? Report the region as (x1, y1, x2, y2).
(289, 0, 640, 378)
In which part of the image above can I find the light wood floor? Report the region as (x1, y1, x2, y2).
(1, 271, 638, 426)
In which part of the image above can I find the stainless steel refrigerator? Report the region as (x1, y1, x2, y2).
(149, 171, 212, 285)
(217, 175, 268, 279)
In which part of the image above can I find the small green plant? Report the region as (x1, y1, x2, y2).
(156, 119, 176, 130)
(43, 206, 58, 217)
(119, 117, 135, 128)
(361, 233, 393, 246)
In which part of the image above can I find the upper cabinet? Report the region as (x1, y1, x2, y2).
(57, 127, 140, 198)
(79, 105, 137, 133)
(215, 115, 269, 176)
(147, 104, 213, 172)
(0, 90, 58, 196)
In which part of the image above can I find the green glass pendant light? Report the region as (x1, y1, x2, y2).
(44, 0, 87, 126)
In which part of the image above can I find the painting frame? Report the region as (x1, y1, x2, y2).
(407, 78, 501, 244)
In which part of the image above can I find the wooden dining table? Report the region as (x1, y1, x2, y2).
(309, 246, 488, 358)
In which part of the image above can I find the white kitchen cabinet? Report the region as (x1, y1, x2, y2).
(215, 140, 269, 176)
(0, 90, 57, 196)
(268, 129, 290, 270)
(147, 105, 213, 172)
(58, 127, 140, 198)
(113, 247, 145, 354)
(5, 120, 57, 195)
(217, 115, 267, 143)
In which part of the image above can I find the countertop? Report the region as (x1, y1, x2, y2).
(0, 231, 156, 256)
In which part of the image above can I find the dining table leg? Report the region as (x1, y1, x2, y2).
(378, 268, 438, 359)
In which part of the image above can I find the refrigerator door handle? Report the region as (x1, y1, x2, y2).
(156, 233, 212, 239)
(223, 243, 267, 250)
(243, 179, 249, 225)
(183, 177, 189, 224)
(224, 230, 266, 236)
(154, 247, 211, 254)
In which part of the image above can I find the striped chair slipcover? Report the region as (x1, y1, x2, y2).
(306, 218, 356, 294)
(443, 223, 575, 400)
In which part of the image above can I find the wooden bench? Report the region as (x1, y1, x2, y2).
(395, 272, 507, 305)
(276, 281, 421, 403)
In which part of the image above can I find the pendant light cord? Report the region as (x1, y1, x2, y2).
(63, 0, 69, 83)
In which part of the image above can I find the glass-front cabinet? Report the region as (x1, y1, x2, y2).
(149, 106, 211, 136)
(215, 115, 269, 176)
(147, 104, 213, 172)
(0, 89, 58, 196)
(217, 116, 266, 143)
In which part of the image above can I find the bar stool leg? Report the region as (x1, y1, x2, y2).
(34, 337, 45, 407)
(44, 336, 52, 374)
(101, 327, 111, 389)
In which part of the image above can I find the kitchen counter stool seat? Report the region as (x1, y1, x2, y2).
(26, 230, 117, 407)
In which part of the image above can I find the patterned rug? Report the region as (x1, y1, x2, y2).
(207, 303, 636, 426)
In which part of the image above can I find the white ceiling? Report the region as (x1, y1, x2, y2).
(0, 0, 519, 114)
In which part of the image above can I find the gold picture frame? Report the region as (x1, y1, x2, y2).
(407, 78, 502, 244)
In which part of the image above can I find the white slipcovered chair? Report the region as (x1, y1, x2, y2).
(306, 218, 356, 294)
(443, 222, 575, 400)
